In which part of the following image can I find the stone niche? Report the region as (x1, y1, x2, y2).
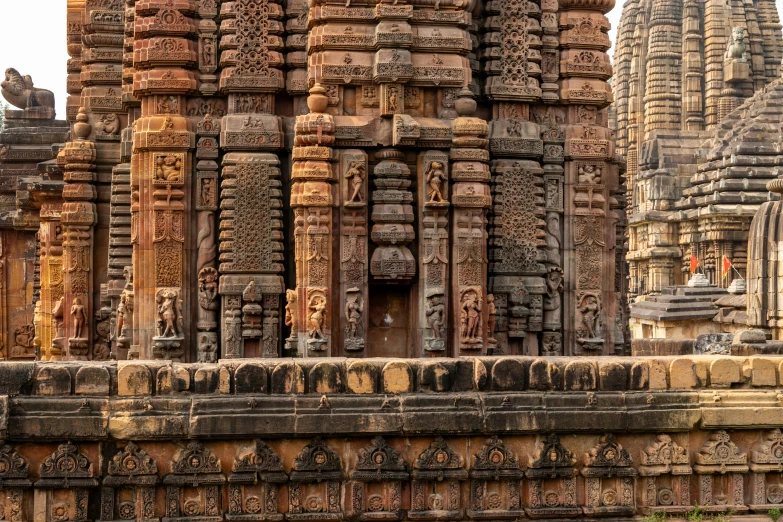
(162, 442, 225, 522)
(227, 440, 287, 522)
(639, 434, 692, 515)
(409, 438, 467, 521)
(287, 438, 344, 522)
(349, 437, 409, 521)
(525, 434, 580, 519)
(693, 431, 749, 514)
(0, 442, 31, 522)
(34, 443, 99, 522)
(467, 436, 525, 519)
(581, 434, 637, 516)
(100, 442, 159, 522)
(749, 429, 783, 513)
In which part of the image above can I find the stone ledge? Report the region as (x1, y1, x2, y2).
(5, 356, 783, 398)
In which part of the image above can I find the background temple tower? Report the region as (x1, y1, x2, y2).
(613, 0, 783, 299)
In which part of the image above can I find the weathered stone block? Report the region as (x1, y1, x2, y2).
(381, 361, 413, 394)
(235, 362, 268, 393)
(749, 357, 777, 386)
(271, 362, 304, 394)
(118, 363, 153, 396)
(564, 361, 597, 390)
(490, 357, 527, 391)
(33, 365, 72, 395)
(598, 361, 627, 390)
(75, 365, 110, 395)
(194, 366, 219, 393)
(309, 361, 343, 393)
(346, 361, 377, 394)
(709, 358, 741, 387)
(669, 358, 698, 389)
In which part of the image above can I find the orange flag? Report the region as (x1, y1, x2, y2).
(722, 255, 732, 278)
(690, 254, 699, 273)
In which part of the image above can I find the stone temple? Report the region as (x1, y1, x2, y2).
(2, 0, 783, 520)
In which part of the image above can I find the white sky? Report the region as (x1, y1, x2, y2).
(0, 0, 782, 116)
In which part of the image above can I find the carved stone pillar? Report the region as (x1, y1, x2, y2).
(38, 218, 64, 361)
(451, 89, 491, 356)
(131, 1, 198, 360)
(292, 85, 336, 357)
(339, 150, 369, 355)
(195, 115, 219, 362)
(418, 151, 449, 355)
(217, 0, 287, 359)
(60, 109, 97, 360)
(560, 0, 616, 356)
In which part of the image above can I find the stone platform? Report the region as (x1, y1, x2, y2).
(1, 356, 783, 520)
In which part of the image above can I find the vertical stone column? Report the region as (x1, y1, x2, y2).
(217, 0, 286, 359)
(560, 0, 616, 356)
(195, 115, 219, 362)
(682, 0, 704, 130)
(291, 85, 336, 356)
(132, 1, 198, 360)
(67, 1, 86, 125)
(38, 216, 64, 361)
(418, 151, 449, 355)
(451, 89, 491, 356)
(339, 150, 369, 355)
(61, 109, 97, 360)
(370, 149, 416, 283)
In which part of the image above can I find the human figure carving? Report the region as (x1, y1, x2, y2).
(1, 68, 55, 110)
(283, 289, 297, 328)
(155, 155, 182, 181)
(198, 267, 218, 310)
(95, 113, 120, 135)
(425, 161, 446, 203)
(200, 178, 213, 207)
(388, 87, 399, 112)
(461, 290, 482, 341)
(308, 296, 327, 339)
(425, 292, 446, 339)
(486, 294, 497, 341)
(344, 291, 364, 338)
(345, 161, 365, 203)
(71, 297, 87, 339)
(156, 290, 181, 337)
(579, 295, 602, 339)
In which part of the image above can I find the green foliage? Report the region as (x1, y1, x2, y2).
(770, 507, 782, 521)
(711, 513, 730, 522)
(686, 506, 705, 522)
(642, 511, 668, 522)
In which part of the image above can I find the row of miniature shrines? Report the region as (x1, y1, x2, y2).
(0, 430, 781, 520)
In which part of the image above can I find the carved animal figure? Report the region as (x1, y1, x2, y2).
(726, 26, 747, 61)
(1, 68, 56, 110)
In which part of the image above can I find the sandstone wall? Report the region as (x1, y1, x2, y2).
(1, 356, 783, 520)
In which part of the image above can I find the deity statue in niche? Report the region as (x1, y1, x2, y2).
(156, 289, 181, 338)
(345, 161, 365, 203)
(71, 298, 87, 339)
(344, 289, 364, 339)
(308, 296, 327, 339)
(460, 289, 482, 342)
(425, 162, 446, 203)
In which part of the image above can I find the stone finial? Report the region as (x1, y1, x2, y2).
(727, 278, 746, 294)
(307, 83, 328, 113)
(73, 107, 92, 140)
(455, 87, 476, 117)
(687, 273, 710, 287)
